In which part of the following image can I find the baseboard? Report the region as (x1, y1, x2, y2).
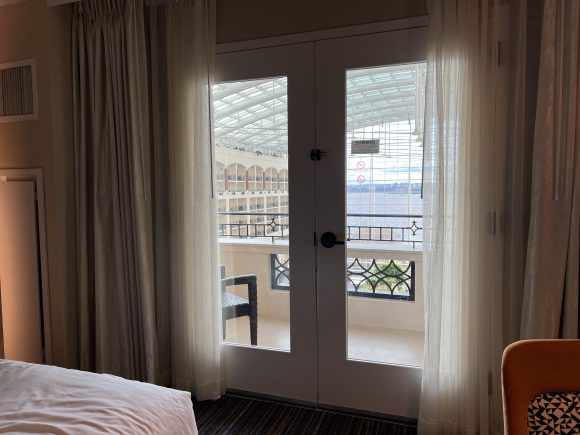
(225, 388, 418, 426)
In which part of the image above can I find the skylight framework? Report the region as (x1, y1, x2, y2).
(212, 63, 426, 160)
(213, 78, 289, 157)
(346, 63, 426, 187)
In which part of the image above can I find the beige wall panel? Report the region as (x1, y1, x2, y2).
(217, 0, 428, 43)
(0, 0, 76, 368)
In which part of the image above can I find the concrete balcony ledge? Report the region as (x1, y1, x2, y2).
(219, 238, 425, 334)
(220, 236, 425, 366)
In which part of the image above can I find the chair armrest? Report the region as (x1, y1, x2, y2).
(502, 339, 580, 435)
(221, 275, 257, 306)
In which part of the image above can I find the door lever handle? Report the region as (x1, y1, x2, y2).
(320, 232, 345, 248)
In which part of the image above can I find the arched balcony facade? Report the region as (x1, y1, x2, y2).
(247, 165, 264, 191)
(226, 163, 247, 192)
(264, 167, 279, 191)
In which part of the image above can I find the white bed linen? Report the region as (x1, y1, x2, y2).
(0, 360, 197, 434)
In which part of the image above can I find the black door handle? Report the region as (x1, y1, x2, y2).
(320, 232, 345, 248)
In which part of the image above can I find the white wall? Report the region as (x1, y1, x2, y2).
(0, 0, 76, 368)
(216, 0, 428, 44)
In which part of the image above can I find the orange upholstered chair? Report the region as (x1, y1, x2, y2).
(502, 339, 580, 435)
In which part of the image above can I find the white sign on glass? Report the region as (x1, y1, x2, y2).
(351, 139, 379, 154)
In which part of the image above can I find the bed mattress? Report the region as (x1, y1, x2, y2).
(0, 359, 197, 434)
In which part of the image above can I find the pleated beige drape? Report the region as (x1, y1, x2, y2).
(503, 0, 580, 342)
(519, 0, 580, 339)
(502, 0, 542, 346)
(73, 0, 223, 399)
(73, 0, 159, 383)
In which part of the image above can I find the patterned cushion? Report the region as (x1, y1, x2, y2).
(528, 392, 580, 434)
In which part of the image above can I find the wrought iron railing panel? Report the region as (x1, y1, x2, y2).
(219, 212, 290, 242)
(269, 254, 415, 301)
(220, 212, 420, 301)
(346, 215, 422, 246)
(270, 254, 290, 290)
(219, 212, 422, 246)
(346, 257, 414, 301)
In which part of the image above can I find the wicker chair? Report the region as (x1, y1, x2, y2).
(221, 266, 258, 346)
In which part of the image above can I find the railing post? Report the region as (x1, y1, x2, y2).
(410, 261, 416, 301)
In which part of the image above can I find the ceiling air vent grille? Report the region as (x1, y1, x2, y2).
(0, 60, 38, 122)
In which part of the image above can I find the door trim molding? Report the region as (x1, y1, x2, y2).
(216, 16, 429, 54)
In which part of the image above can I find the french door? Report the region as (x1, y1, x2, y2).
(315, 29, 426, 417)
(214, 43, 318, 402)
(215, 26, 427, 418)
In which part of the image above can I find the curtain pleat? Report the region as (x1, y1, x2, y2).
(146, 3, 173, 388)
(502, 0, 542, 348)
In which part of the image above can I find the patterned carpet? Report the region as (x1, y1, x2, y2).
(193, 394, 417, 434)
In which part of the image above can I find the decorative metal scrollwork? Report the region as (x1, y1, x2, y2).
(269, 254, 415, 301)
(346, 258, 414, 301)
(270, 254, 290, 290)
(218, 212, 422, 248)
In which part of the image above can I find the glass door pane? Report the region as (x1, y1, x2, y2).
(345, 63, 426, 366)
(213, 77, 290, 351)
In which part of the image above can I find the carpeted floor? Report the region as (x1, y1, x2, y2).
(192, 394, 418, 434)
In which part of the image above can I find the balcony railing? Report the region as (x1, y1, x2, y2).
(220, 212, 422, 302)
(219, 212, 290, 242)
(271, 253, 415, 301)
(218, 212, 422, 247)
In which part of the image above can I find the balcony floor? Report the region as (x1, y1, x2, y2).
(225, 316, 424, 367)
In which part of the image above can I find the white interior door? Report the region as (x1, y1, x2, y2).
(0, 180, 43, 364)
(315, 28, 427, 418)
(214, 43, 318, 402)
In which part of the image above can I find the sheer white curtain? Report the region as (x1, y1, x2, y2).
(419, 1, 503, 433)
(154, 0, 223, 400)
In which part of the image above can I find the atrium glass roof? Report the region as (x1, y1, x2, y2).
(212, 63, 426, 158)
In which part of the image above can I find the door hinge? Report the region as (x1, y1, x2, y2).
(313, 231, 317, 247)
(310, 149, 327, 161)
